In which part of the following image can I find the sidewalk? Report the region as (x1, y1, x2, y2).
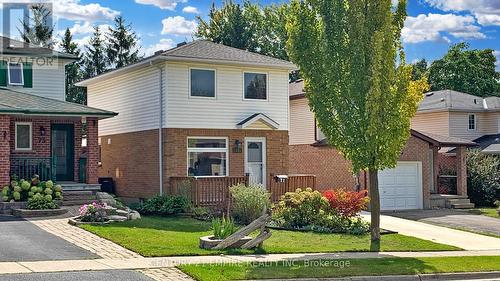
(361, 212, 500, 250)
(1, 250, 500, 275)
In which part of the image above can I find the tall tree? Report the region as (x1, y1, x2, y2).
(61, 28, 86, 104)
(411, 59, 428, 81)
(18, 3, 54, 48)
(106, 16, 141, 68)
(428, 43, 499, 97)
(286, 0, 428, 241)
(82, 26, 107, 79)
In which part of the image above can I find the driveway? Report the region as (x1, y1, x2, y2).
(384, 209, 500, 237)
(0, 270, 152, 281)
(0, 216, 99, 262)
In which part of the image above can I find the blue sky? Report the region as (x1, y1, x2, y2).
(1, 0, 499, 68)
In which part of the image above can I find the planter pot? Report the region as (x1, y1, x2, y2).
(199, 235, 253, 249)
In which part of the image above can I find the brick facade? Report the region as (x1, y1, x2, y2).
(99, 128, 289, 199)
(0, 115, 10, 186)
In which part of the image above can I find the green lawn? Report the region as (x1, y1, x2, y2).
(469, 208, 499, 219)
(80, 216, 459, 256)
(179, 256, 500, 281)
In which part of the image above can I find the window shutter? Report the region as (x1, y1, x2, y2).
(0, 61, 7, 87)
(23, 62, 33, 88)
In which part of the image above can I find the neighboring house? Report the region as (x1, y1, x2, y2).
(77, 40, 295, 200)
(0, 36, 117, 188)
(289, 80, 476, 210)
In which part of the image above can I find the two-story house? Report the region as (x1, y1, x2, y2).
(0, 36, 116, 188)
(77, 40, 295, 200)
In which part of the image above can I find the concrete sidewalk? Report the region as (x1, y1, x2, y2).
(361, 212, 500, 250)
(1, 250, 500, 275)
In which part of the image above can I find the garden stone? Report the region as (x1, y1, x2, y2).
(116, 209, 129, 216)
(96, 192, 118, 207)
(108, 215, 128, 222)
(104, 206, 117, 216)
(128, 210, 141, 220)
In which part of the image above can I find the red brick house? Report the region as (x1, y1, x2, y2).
(0, 37, 116, 187)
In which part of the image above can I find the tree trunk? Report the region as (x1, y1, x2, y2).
(368, 169, 381, 241)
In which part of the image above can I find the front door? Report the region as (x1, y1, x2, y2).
(51, 124, 74, 181)
(245, 137, 266, 186)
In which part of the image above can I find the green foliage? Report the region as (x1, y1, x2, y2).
(17, 4, 54, 48)
(467, 149, 500, 207)
(2, 175, 62, 204)
(106, 16, 141, 68)
(82, 26, 107, 79)
(136, 195, 191, 216)
(229, 184, 271, 224)
(272, 188, 329, 228)
(192, 207, 214, 221)
(411, 59, 428, 81)
(429, 43, 500, 97)
(212, 216, 237, 239)
(26, 196, 58, 210)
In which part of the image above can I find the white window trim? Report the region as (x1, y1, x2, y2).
(243, 71, 269, 101)
(15, 122, 32, 151)
(188, 67, 217, 99)
(8, 62, 24, 86)
(186, 136, 229, 178)
(468, 113, 476, 131)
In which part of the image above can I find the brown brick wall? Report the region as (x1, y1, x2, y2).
(86, 118, 99, 184)
(0, 115, 10, 187)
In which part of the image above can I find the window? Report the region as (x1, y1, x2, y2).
(244, 72, 267, 100)
(187, 137, 228, 177)
(15, 122, 32, 150)
(8, 63, 24, 85)
(468, 114, 476, 130)
(190, 69, 215, 98)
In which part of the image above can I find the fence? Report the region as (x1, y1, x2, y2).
(269, 174, 317, 202)
(10, 157, 53, 181)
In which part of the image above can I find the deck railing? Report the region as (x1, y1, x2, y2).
(10, 156, 54, 181)
(269, 174, 317, 202)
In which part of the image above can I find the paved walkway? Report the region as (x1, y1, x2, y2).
(361, 212, 500, 250)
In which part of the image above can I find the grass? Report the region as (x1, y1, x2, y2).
(178, 256, 500, 281)
(469, 208, 499, 219)
(80, 216, 460, 257)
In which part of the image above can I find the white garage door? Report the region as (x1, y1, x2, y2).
(378, 162, 423, 211)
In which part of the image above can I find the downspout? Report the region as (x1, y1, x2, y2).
(151, 61, 164, 196)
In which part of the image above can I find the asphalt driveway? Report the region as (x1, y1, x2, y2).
(384, 209, 500, 237)
(0, 216, 99, 262)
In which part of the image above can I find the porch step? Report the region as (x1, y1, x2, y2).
(451, 202, 475, 209)
(445, 198, 472, 208)
(60, 183, 101, 191)
(62, 189, 98, 206)
(62, 200, 98, 206)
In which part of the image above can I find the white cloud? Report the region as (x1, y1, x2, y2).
(135, 0, 187, 11)
(142, 38, 176, 56)
(182, 6, 200, 14)
(402, 13, 486, 44)
(494, 50, 500, 70)
(161, 16, 197, 36)
(425, 0, 500, 26)
(52, 0, 120, 21)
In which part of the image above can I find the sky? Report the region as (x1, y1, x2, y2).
(0, 0, 499, 69)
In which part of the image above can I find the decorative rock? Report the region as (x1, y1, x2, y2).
(107, 215, 128, 222)
(128, 210, 141, 220)
(104, 206, 118, 216)
(116, 209, 129, 216)
(96, 192, 118, 207)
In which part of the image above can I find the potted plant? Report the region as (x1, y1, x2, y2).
(199, 216, 252, 249)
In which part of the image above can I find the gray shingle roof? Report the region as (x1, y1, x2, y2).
(289, 79, 305, 99)
(0, 88, 117, 118)
(1, 36, 77, 59)
(418, 90, 500, 112)
(411, 129, 477, 147)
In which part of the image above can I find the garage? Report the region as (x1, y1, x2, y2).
(378, 161, 423, 211)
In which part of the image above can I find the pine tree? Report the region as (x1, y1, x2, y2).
(106, 16, 141, 68)
(18, 3, 54, 48)
(82, 26, 107, 79)
(61, 28, 86, 104)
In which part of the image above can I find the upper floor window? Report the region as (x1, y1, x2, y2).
(244, 72, 267, 100)
(468, 114, 476, 130)
(190, 68, 215, 98)
(15, 122, 32, 150)
(8, 63, 24, 86)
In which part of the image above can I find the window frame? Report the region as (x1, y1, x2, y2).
(188, 67, 217, 99)
(15, 122, 32, 151)
(468, 113, 476, 131)
(242, 71, 269, 101)
(8, 62, 24, 86)
(186, 136, 229, 178)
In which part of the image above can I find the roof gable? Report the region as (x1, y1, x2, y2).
(237, 113, 279, 130)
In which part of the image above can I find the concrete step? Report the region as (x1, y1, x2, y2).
(60, 183, 101, 191)
(63, 199, 98, 206)
(445, 198, 471, 208)
(451, 202, 475, 209)
(63, 195, 97, 201)
(63, 190, 95, 196)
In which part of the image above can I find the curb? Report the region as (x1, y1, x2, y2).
(247, 271, 500, 281)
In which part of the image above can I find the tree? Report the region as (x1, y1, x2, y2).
(61, 28, 86, 104)
(411, 59, 428, 81)
(428, 43, 500, 97)
(82, 26, 107, 79)
(106, 16, 141, 68)
(18, 3, 54, 48)
(286, 0, 428, 241)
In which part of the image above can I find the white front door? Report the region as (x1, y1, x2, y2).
(378, 161, 423, 211)
(245, 137, 266, 186)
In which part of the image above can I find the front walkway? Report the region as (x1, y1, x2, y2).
(361, 212, 500, 250)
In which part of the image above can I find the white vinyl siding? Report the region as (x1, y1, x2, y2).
(87, 64, 164, 136)
(449, 112, 496, 140)
(411, 112, 450, 135)
(165, 62, 288, 130)
(289, 98, 316, 145)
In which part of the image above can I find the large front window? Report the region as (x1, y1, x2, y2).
(244, 72, 267, 100)
(15, 122, 32, 150)
(187, 137, 228, 177)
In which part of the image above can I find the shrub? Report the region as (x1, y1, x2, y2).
(79, 202, 107, 222)
(467, 150, 500, 206)
(272, 188, 329, 228)
(26, 196, 58, 210)
(323, 189, 369, 218)
(136, 195, 191, 216)
(192, 207, 214, 221)
(2, 176, 62, 203)
(212, 216, 236, 239)
(230, 184, 271, 224)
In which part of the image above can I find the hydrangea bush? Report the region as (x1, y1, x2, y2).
(2, 175, 63, 210)
(79, 202, 108, 222)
